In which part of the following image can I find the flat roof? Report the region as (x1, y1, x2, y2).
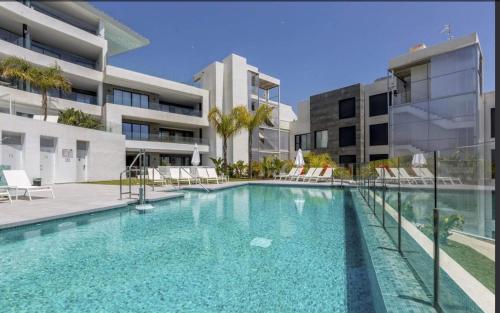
(71, 2, 149, 56)
(389, 33, 480, 71)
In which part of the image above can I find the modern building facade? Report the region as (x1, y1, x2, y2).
(194, 54, 296, 163)
(388, 33, 484, 156)
(0, 1, 295, 183)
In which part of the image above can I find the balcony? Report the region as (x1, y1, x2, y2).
(0, 77, 97, 105)
(106, 95, 202, 118)
(29, 2, 97, 35)
(124, 133, 208, 145)
(159, 102, 201, 117)
(0, 27, 97, 70)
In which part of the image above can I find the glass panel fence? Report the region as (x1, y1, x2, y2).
(353, 142, 494, 313)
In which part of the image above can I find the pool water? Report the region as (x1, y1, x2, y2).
(0, 185, 377, 312)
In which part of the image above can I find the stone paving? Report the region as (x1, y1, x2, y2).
(0, 183, 183, 229)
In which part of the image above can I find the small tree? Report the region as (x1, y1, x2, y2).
(0, 57, 71, 121)
(208, 107, 243, 175)
(234, 104, 274, 178)
(58, 108, 102, 129)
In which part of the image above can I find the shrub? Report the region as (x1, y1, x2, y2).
(58, 108, 102, 129)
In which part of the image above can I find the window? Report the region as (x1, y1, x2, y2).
(339, 155, 356, 165)
(339, 126, 356, 147)
(492, 149, 496, 179)
(314, 130, 328, 149)
(491, 108, 495, 138)
(370, 154, 388, 161)
(369, 123, 388, 146)
(294, 133, 311, 150)
(113, 89, 149, 108)
(339, 97, 355, 119)
(122, 122, 149, 140)
(369, 93, 390, 116)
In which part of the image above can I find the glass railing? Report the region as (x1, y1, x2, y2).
(353, 141, 495, 313)
(0, 77, 97, 105)
(124, 133, 208, 145)
(29, 2, 98, 35)
(159, 103, 202, 117)
(0, 27, 97, 69)
(106, 95, 202, 118)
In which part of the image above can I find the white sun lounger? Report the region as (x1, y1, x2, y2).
(311, 167, 334, 182)
(415, 167, 461, 185)
(0, 186, 12, 203)
(375, 168, 395, 184)
(389, 168, 417, 185)
(169, 167, 191, 187)
(275, 167, 297, 180)
(197, 167, 219, 184)
(287, 167, 303, 180)
(206, 168, 223, 183)
(148, 168, 168, 186)
(3, 170, 54, 200)
(296, 168, 318, 181)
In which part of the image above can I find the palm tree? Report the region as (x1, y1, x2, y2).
(0, 57, 71, 121)
(234, 103, 274, 178)
(207, 106, 244, 175)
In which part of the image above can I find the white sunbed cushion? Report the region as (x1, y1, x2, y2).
(3, 170, 33, 187)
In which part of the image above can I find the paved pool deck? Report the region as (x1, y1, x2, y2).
(0, 184, 183, 230)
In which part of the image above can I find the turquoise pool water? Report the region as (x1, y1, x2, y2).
(0, 185, 377, 312)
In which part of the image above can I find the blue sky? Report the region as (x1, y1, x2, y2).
(92, 1, 495, 110)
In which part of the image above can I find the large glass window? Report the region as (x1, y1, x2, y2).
(369, 93, 389, 116)
(113, 89, 149, 108)
(491, 108, 495, 138)
(339, 155, 356, 165)
(122, 122, 149, 140)
(370, 154, 389, 161)
(339, 97, 355, 119)
(369, 123, 388, 146)
(314, 130, 328, 148)
(339, 126, 356, 147)
(492, 149, 496, 179)
(294, 133, 310, 151)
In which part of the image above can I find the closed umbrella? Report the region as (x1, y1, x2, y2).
(295, 149, 305, 167)
(412, 153, 427, 167)
(191, 143, 200, 166)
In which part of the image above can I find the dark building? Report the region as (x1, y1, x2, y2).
(309, 83, 365, 165)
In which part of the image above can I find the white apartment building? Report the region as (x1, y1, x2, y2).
(0, 1, 293, 184)
(194, 54, 296, 163)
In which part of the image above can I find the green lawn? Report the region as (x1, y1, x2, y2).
(442, 240, 495, 293)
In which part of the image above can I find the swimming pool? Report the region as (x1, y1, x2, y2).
(0, 185, 380, 312)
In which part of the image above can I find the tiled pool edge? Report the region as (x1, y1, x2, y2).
(0, 193, 184, 230)
(349, 190, 437, 313)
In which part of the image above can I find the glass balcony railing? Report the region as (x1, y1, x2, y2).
(351, 141, 495, 313)
(0, 77, 97, 105)
(106, 95, 202, 118)
(0, 27, 97, 69)
(159, 103, 202, 117)
(124, 133, 208, 145)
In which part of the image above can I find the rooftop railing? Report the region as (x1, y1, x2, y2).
(124, 133, 209, 145)
(351, 142, 495, 313)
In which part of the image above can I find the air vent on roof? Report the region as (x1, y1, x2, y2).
(409, 43, 427, 52)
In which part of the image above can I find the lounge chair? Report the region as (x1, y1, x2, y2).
(389, 168, 416, 185)
(375, 168, 396, 184)
(275, 168, 297, 180)
(197, 167, 219, 184)
(0, 186, 12, 203)
(147, 168, 169, 186)
(169, 167, 191, 187)
(296, 168, 318, 181)
(398, 168, 426, 184)
(206, 168, 224, 183)
(311, 167, 333, 182)
(287, 167, 303, 180)
(3, 170, 54, 200)
(415, 167, 461, 185)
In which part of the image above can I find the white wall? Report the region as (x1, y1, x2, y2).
(289, 100, 310, 159)
(0, 113, 125, 183)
